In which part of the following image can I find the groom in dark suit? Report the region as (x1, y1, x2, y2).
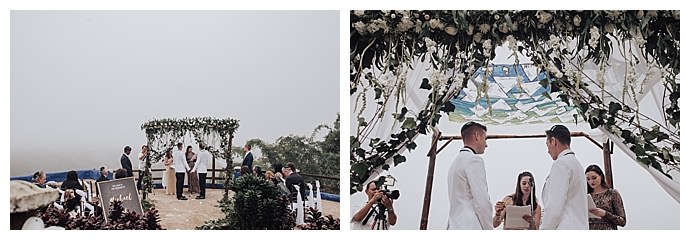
(120, 146, 133, 177)
(242, 144, 253, 170)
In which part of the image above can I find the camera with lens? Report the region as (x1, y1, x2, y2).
(381, 189, 400, 200)
(380, 175, 400, 200)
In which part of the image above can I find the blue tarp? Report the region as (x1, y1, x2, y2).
(11, 170, 340, 202)
(10, 169, 106, 183)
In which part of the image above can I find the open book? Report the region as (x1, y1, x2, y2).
(505, 205, 531, 229)
(587, 194, 601, 219)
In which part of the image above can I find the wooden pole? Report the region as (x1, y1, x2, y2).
(420, 131, 440, 230)
(603, 140, 614, 188)
(224, 134, 233, 199)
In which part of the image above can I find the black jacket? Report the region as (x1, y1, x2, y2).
(120, 154, 133, 177)
(285, 173, 307, 201)
(242, 152, 254, 170)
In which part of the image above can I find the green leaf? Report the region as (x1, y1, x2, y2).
(402, 117, 417, 130)
(643, 131, 657, 141)
(406, 142, 417, 151)
(621, 130, 634, 142)
(539, 79, 549, 89)
(393, 155, 406, 166)
(351, 162, 369, 177)
(420, 78, 432, 90)
(355, 148, 366, 158)
(350, 136, 360, 149)
(358, 117, 367, 126)
(382, 164, 390, 171)
(559, 94, 569, 104)
(399, 107, 408, 121)
(608, 101, 622, 115)
(440, 101, 456, 113)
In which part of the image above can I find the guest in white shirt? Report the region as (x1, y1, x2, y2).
(447, 121, 493, 230)
(191, 143, 211, 199)
(173, 142, 191, 200)
(541, 124, 588, 230)
(137, 145, 148, 191)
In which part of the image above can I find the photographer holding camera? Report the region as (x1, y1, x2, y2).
(351, 181, 397, 230)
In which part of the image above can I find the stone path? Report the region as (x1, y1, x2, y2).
(146, 188, 340, 230)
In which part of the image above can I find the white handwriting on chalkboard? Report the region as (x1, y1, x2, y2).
(111, 183, 125, 190)
(109, 193, 132, 203)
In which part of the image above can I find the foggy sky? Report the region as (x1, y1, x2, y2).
(10, 11, 339, 176)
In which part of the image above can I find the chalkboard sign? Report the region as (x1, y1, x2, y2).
(96, 177, 143, 221)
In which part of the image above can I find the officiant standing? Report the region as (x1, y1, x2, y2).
(493, 171, 541, 230)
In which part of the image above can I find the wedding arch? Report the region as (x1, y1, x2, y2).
(140, 117, 240, 200)
(350, 10, 679, 203)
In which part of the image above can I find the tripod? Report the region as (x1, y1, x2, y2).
(362, 202, 389, 230)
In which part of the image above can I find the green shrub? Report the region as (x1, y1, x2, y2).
(198, 175, 295, 230)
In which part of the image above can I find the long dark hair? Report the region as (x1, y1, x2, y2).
(66, 170, 78, 181)
(511, 171, 538, 211)
(585, 164, 609, 194)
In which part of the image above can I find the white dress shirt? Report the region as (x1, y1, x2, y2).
(192, 150, 211, 174)
(447, 147, 493, 230)
(173, 149, 190, 173)
(350, 201, 391, 230)
(541, 149, 588, 230)
(137, 152, 146, 171)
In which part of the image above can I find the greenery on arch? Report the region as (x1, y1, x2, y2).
(140, 117, 239, 200)
(350, 10, 679, 194)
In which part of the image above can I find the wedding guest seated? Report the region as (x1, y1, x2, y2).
(59, 170, 85, 212)
(265, 170, 276, 184)
(254, 166, 264, 178)
(240, 165, 251, 176)
(97, 166, 110, 182)
(32, 171, 46, 188)
(114, 168, 129, 179)
(60, 170, 84, 191)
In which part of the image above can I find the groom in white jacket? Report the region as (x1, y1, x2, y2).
(447, 121, 493, 230)
(541, 124, 588, 230)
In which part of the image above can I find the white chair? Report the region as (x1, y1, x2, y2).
(75, 189, 95, 216)
(294, 185, 304, 225)
(315, 180, 323, 213)
(306, 183, 315, 210)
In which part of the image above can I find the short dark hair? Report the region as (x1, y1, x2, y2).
(142, 145, 148, 149)
(198, 143, 205, 150)
(177, 142, 183, 147)
(115, 169, 128, 179)
(286, 162, 296, 173)
(99, 166, 106, 172)
(460, 121, 487, 139)
(545, 125, 571, 145)
(245, 144, 251, 150)
(124, 146, 132, 152)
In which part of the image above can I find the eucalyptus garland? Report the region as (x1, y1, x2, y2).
(351, 10, 680, 194)
(140, 117, 240, 199)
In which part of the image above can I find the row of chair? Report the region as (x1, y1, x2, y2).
(45, 180, 96, 217)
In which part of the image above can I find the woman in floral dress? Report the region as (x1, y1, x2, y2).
(586, 164, 626, 230)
